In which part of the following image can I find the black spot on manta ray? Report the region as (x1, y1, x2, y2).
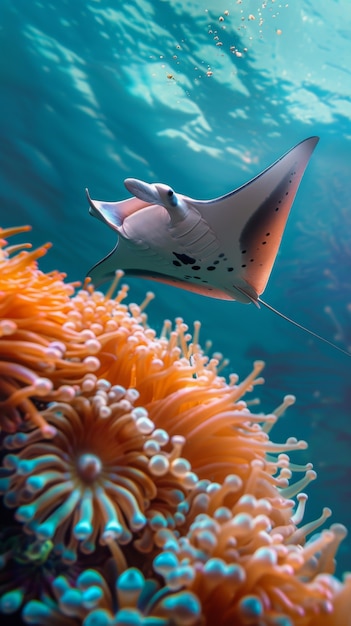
(172, 252, 196, 265)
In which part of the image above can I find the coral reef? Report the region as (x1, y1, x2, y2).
(0, 225, 350, 625)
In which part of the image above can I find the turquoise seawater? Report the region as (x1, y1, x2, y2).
(1, 0, 350, 583)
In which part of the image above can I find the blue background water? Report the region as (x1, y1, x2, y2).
(1, 0, 350, 574)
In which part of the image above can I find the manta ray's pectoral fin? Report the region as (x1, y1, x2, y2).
(192, 136, 320, 298)
(85, 188, 148, 229)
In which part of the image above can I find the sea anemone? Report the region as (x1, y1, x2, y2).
(0, 226, 102, 436)
(0, 380, 197, 566)
(0, 526, 66, 616)
(22, 566, 201, 626)
(154, 472, 350, 625)
(0, 226, 350, 625)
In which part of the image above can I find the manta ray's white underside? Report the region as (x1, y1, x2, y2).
(87, 137, 319, 305)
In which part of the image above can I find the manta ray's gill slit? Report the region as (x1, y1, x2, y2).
(183, 272, 209, 285)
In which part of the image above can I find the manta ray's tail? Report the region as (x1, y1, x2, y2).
(234, 285, 350, 357)
(257, 297, 351, 358)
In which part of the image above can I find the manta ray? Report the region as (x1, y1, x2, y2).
(86, 136, 350, 357)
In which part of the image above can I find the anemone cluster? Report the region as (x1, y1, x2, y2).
(0, 225, 350, 626)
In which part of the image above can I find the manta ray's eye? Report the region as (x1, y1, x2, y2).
(167, 188, 178, 207)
